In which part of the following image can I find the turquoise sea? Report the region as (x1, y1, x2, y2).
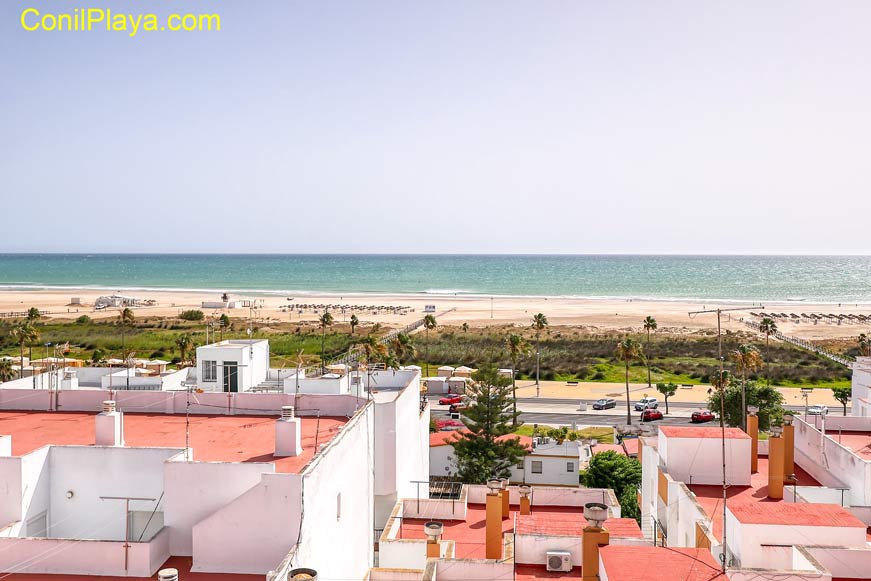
(0, 254, 869, 303)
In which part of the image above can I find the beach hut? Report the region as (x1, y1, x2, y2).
(326, 363, 349, 376)
(453, 365, 476, 378)
(437, 366, 455, 378)
(447, 377, 468, 394)
(145, 360, 169, 374)
(497, 368, 514, 379)
(425, 377, 449, 394)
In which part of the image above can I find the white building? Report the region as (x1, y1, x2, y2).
(851, 356, 871, 416)
(195, 339, 269, 392)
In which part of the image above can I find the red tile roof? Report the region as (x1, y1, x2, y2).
(829, 431, 871, 459)
(621, 438, 639, 455)
(659, 426, 749, 439)
(591, 443, 626, 456)
(0, 411, 348, 473)
(0, 556, 259, 580)
(429, 429, 533, 448)
(515, 513, 642, 538)
(599, 546, 727, 581)
(729, 502, 866, 528)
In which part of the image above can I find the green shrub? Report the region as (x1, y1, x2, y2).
(179, 310, 204, 321)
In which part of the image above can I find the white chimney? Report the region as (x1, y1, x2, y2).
(275, 406, 302, 457)
(157, 568, 179, 581)
(0, 435, 11, 457)
(95, 400, 124, 446)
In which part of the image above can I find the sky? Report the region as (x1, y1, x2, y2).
(1, 1, 870, 254)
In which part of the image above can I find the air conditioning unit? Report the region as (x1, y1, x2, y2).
(546, 550, 572, 572)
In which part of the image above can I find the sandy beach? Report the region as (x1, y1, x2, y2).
(2, 288, 869, 339)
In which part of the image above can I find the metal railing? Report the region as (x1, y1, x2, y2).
(743, 319, 854, 368)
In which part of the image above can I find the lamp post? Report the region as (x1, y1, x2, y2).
(800, 388, 813, 420)
(535, 351, 540, 397)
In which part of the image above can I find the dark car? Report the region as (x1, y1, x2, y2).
(592, 398, 617, 410)
(448, 399, 469, 414)
(641, 409, 663, 421)
(439, 394, 463, 406)
(691, 410, 715, 423)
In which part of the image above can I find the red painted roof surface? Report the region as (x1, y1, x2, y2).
(429, 429, 532, 448)
(400, 504, 577, 560)
(0, 411, 348, 473)
(591, 443, 626, 456)
(729, 502, 865, 527)
(515, 564, 581, 580)
(621, 438, 639, 455)
(0, 556, 260, 580)
(829, 431, 871, 459)
(659, 426, 749, 439)
(600, 546, 727, 581)
(515, 513, 642, 538)
(689, 456, 821, 540)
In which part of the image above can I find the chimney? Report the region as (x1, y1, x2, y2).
(95, 401, 124, 446)
(581, 502, 610, 581)
(275, 406, 302, 457)
(519, 485, 532, 515)
(287, 569, 318, 580)
(485, 479, 503, 559)
(747, 406, 759, 473)
(782, 414, 795, 479)
(157, 569, 179, 581)
(424, 521, 443, 558)
(500, 478, 510, 519)
(768, 426, 785, 500)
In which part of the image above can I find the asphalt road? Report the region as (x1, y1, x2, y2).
(431, 408, 696, 427)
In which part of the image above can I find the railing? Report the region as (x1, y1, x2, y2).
(743, 319, 854, 368)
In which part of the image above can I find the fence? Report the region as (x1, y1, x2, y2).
(743, 320, 854, 367)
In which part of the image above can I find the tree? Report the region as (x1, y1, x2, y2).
(119, 308, 135, 361)
(179, 310, 205, 321)
(0, 359, 15, 383)
(10, 323, 37, 379)
(175, 334, 194, 366)
(531, 313, 548, 392)
(859, 333, 870, 357)
(451, 366, 526, 483)
(758, 317, 778, 370)
(505, 333, 529, 426)
(706, 379, 784, 432)
(26, 307, 41, 322)
(91, 349, 106, 366)
(730, 344, 763, 430)
(832, 387, 851, 416)
(642, 316, 657, 387)
(461, 322, 469, 333)
(390, 333, 416, 365)
(349, 314, 359, 335)
(615, 338, 644, 425)
(422, 314, 437, 377)
(319, 311, 334, 374)
(219, 314, 231, 340)
(580, 451, 642, 523)
(655, 382, 678, 414)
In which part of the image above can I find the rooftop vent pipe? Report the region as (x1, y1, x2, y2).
(157, 569, 178, 581)
(287, 568, 318, 580)
(103, 400, 116, 414)
(281, 405, 295, 419)
(425, 521, 443, 558)
(95, 400, 124, 446)
(275, 406, 302, 457)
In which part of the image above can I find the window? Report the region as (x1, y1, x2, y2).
(203, 360, 217, 382)
(567, 462, 575, 473)
(531, 460, 543, 474)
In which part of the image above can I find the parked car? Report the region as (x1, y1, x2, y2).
(807, 405, 828, 416)
(592, 398, 617, 410)
(439, 394, 464, 406)
(641, 409, 663, 421)
(448, 399, 470, 414)
(691, 410, 715, 423)
(634, 397, 659, 411)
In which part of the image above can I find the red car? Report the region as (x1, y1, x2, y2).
(641, 409, 663, 421)
(691, 410, 715, 423)
(439, 394, 463, 406)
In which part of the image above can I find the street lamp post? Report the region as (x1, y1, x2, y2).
(535, 351, 540, 397)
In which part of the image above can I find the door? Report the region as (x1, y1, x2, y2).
(223, 361, 238, 393)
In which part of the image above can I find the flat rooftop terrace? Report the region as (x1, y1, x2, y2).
(0, 556, 260, 580)
(830, 430, 871, 459)
(689, 456, 820, 540)
(0, 410, 348, 473)
(399, 504, 640, 560)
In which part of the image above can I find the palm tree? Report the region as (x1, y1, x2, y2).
(350, 314, 359, 335)
(506, 333, 529, 426)
(531, 313, 548, 337)
(758, 317, 777, 360)
(360, 334, 388, 366)
(422, 314, 437, 377)
(710, 369, 732, 428)
(119, 308, 135, 362)
(643, 316, 657, 388)
(175, 334, 194, 366)
(615, 338, 644, 425)
(26, 307, 41, 322)
(0, 359, 15, 383)
(319, 311, 334, 374)
(389, 333, 416, 366)
(859, 333, 870, 357)
(730, 344, 763, 431)
(10, 323, 36, 378)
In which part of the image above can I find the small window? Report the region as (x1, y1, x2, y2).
(203, 360, 217, 382)
(516, 463, 524, 470)
(531, 460, 543, 474)
(336, 492, 342, 521)
(567, 462, 575, 473)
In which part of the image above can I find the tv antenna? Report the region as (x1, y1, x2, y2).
(686, 304, 762, 572)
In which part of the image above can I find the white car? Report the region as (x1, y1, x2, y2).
(634, 397, 659, 411)
(807, 405, 828, 416)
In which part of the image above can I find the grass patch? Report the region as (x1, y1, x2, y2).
(513, 424, 614, 444)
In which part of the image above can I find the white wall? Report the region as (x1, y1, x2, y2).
(515, 532, 581, 566)
(465, 485, 619, 515)
(851, 357, 871, 416)
(665, 480, 712, 549)
(196, 340, 268, 392)
(805, 546, 871, 580)
(659, 434, 750, 486)
(431, 560, 513, 581)
(163, 460, 275, 556)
